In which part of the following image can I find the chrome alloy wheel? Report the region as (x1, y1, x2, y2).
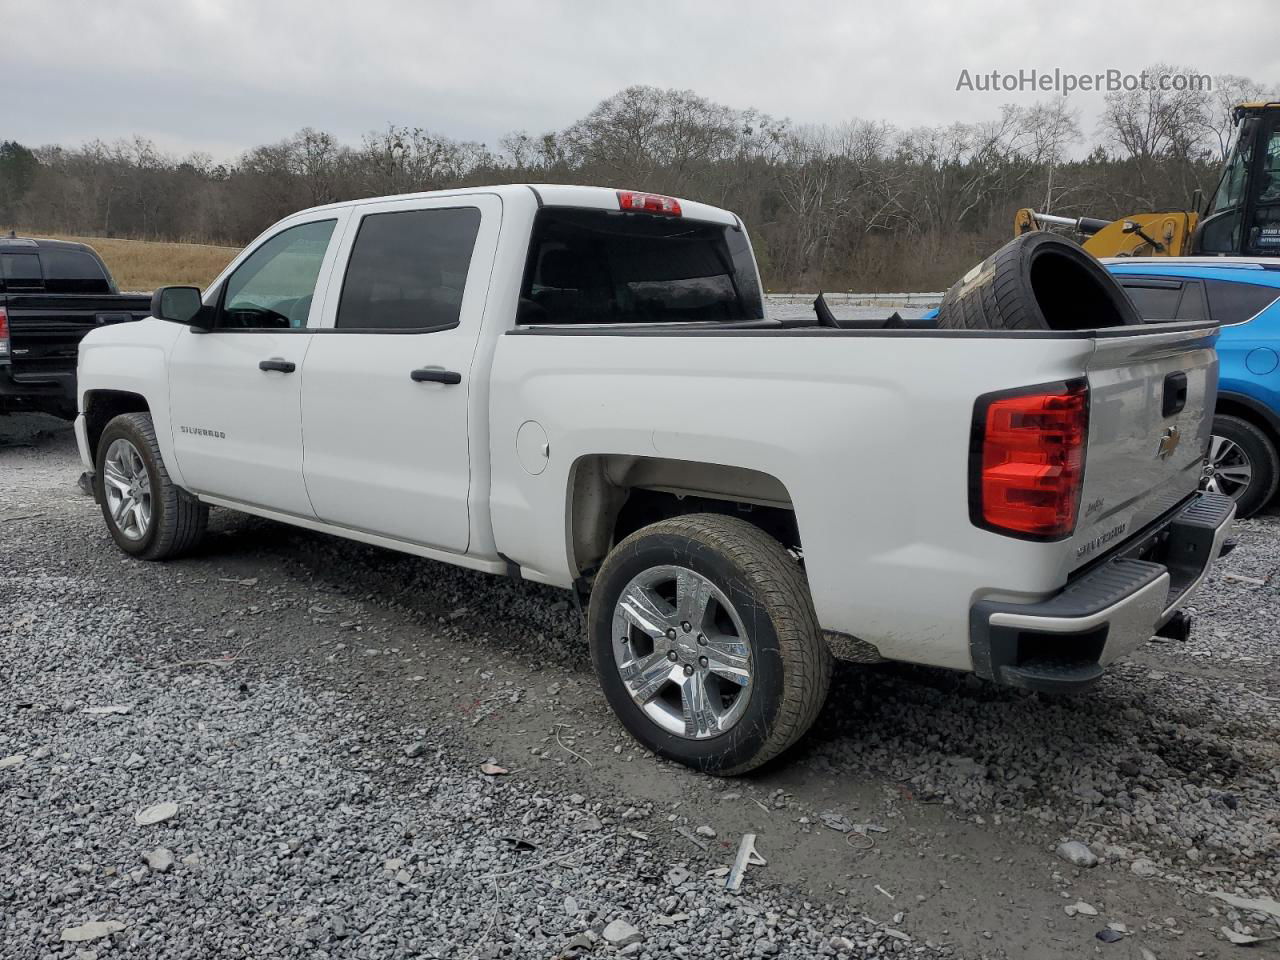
(610, 565, 753, 739)
(1202, 433, 1254, 501)
(102, 438, 152, 541)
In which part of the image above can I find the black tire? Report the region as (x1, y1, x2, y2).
(1204, 414, 1279, 519)
(96, 412, 208, 560)
(588, 513, 832, 776)
(935, 233, 1143, 332)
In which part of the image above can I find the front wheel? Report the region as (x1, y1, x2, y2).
(96, 412, 208, 560)
(1201, 415, 1279, 519)
(588, 513, 831, 776)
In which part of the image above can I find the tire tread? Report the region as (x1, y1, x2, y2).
(595, 513, 832, 775)
(99, 412, 208, 560)
(1213, 414, 1280, 518)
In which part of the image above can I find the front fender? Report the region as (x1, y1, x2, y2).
(78, 320, 186, 488)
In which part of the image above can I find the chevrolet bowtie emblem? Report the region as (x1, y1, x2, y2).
(1157, 425, 1181, 460)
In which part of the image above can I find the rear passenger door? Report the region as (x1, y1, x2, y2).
(300, 194, 501, 553)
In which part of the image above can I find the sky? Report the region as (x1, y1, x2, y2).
(6, 0, 1279, 161)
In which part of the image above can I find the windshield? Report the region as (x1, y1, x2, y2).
(1206, 118, 1256, 217)
(519, 208, 763, 325)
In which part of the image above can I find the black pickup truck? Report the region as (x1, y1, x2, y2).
(1, 236, 150, 420)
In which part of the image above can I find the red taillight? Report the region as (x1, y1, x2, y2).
(971, 380, 1089, 539)
(617, 190, 682, 216)
(0, 306, 9, 362)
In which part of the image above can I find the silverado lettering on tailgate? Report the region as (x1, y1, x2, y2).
(1075, 522, 1128, 561)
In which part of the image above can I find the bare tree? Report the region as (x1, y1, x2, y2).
(1204, 74, 1278, 160)
(6, 78, 1255, 290)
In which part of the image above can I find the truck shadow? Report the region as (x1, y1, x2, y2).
(0, 412, 74, 450)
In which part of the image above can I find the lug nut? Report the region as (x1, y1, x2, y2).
(696, 633, 707, 645)
(681, 621, 692, 633)
(665, 628, 677, 640)
(683, 664, 694, 676)
(667, 650, 678, 662)
(699, 656, 708, 668)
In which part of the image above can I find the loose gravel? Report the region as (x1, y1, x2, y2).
(2, 416, 948, 959)
(3, 408, 1278, 959)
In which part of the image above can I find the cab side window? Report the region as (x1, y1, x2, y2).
(219, 220, 336, 330)
(336, 207, 481, 331)
(1118, 277, 1207, 322)
(1120, 280, 1182, 320)
(1205, 279, 1280, 325)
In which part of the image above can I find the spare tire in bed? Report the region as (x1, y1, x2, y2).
(934, 232, 1142, 331)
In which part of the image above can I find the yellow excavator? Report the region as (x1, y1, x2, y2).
(1015, 102, 1280, 258)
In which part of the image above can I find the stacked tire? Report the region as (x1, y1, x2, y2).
(935, 233, 1143, 332)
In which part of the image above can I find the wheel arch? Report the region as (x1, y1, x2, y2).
(83, 389, 151, 463)
(566, 453, 801, 578)
(1217, 391, 1280, 445)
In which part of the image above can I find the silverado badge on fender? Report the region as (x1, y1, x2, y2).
(1157, 425, 1181, 460)
(180, 425, 226, 439)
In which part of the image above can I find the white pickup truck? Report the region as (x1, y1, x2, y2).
(75, 184, 1234, 774)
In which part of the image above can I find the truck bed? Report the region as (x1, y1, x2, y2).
(3, 293, 150, 417)
(488, 317, 1221, 673)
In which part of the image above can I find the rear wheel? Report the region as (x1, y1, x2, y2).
(96, 412, 208, 560)
(588, 513, 831, 775)
(1202, 414, 1279, 518)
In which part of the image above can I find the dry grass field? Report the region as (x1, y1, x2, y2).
(22, 233, 240, 291)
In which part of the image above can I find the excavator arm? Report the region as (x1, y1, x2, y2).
(1014, 208, 1199, 258)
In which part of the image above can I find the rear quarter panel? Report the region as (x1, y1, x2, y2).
(1218, 300, 1280, 415)
(488, 329, 1101, 672)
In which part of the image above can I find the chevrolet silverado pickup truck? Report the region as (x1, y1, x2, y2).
(1, 236, 149, 419)
(75, 185, 1235, 774)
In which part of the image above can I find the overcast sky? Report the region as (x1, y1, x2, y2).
(7, 0, 1279, 161)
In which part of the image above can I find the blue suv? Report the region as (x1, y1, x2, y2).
(1106, 259, 1280, 516)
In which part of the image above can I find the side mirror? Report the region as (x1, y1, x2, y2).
(151, 286, 207, 327)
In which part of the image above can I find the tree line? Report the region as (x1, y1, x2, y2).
(1, 65, 1274, 291)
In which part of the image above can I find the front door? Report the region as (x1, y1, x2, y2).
(300, 195, 500, 552)
(167, 215, 345, 517)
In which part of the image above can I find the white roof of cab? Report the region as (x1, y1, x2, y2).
(289, 184, 740, 227)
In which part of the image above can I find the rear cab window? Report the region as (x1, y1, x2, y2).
(518, 208, 763, 326)
(1, 252, 43, 292)
(41, 248, 112, 294)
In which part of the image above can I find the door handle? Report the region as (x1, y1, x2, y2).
(410, 368, 462, 385)
(1163, 371, 1188, 417)
(259, 358, 296, 373)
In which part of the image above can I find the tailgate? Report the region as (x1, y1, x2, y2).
(1069, 322, 1219, 570)
(6, 295, 149, 380)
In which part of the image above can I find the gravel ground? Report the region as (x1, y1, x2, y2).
(2, 411, 1278, 960)
(762, 299, 932, 324)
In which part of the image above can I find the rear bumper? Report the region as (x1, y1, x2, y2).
(970, 492, 1235, 693)
(0, 366, 77, 417)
